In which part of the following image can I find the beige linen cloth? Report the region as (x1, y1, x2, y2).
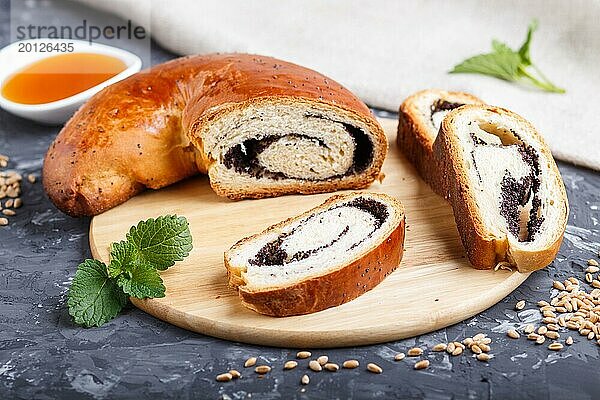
(77, 0, 600, 170)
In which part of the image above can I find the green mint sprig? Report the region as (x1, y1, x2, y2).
(450, 20, 565, 93)
(67, 215, 193, 327)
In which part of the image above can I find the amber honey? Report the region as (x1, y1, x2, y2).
(1, 53, 127, 105)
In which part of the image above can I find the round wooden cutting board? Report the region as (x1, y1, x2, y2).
(90, 118, 530, 348)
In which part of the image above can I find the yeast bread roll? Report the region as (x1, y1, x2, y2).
(225, 192, 405, 317)
(397, 89, 484, 196)
(43, 54, 387, 216)
(435, 105, 568, 272)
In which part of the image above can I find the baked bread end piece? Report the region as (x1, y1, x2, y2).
(436, 105, 568, 272)
(224, 192, 405, 316)
(397, 89, 484, 196)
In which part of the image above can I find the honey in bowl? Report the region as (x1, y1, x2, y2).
(1, 53, 127, 105)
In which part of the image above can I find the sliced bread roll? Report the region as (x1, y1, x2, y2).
(189, 99, 387, 201)
(44, 54, 387, 216)
(397, 89, 484, 195)
(225, 192, 405, 316)
(435, 105, 568, 272)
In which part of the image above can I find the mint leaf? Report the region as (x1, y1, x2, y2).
(117, 262, 166, 299)
(107, 261, 122, 279)
(110, 240, 166, 298)
(67, 259, 128, 327)
(450, 51, 521, 81)
(126, 215, 193, 270)
(67, 215, 192, 328)
(518, 20, 538, 66)
(108, 240, 137, 277)
(491, 39, 513, 54)
(450, 20, 564, 93)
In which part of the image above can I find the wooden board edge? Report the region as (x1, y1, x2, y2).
(128, 271, 530, 348)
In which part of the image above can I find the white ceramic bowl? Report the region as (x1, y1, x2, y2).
(0, 39, 142, 125)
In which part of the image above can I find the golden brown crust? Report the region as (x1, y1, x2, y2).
(224, 192, 405, 317)
(397, 89, 484, 198)
(435, 105, 568, 272)
(43, 54, 385, 216)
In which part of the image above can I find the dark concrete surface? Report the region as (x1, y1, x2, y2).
(1, 1, 599, 399)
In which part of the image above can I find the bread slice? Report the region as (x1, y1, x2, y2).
(397, 89, 484, 195)
(225, 192, 405, 316)
(434, 105, 568, 272)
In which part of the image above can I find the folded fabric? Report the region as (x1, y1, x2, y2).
(75, 0, 600, 170)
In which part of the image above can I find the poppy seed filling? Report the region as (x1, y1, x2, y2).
(469, 127, 544, 242)
(222, 114, 374, 181)
(430, 99, 465, 127)
(249, 197, 389, 267)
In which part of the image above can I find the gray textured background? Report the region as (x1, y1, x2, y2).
(1, 1, 599, 399)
